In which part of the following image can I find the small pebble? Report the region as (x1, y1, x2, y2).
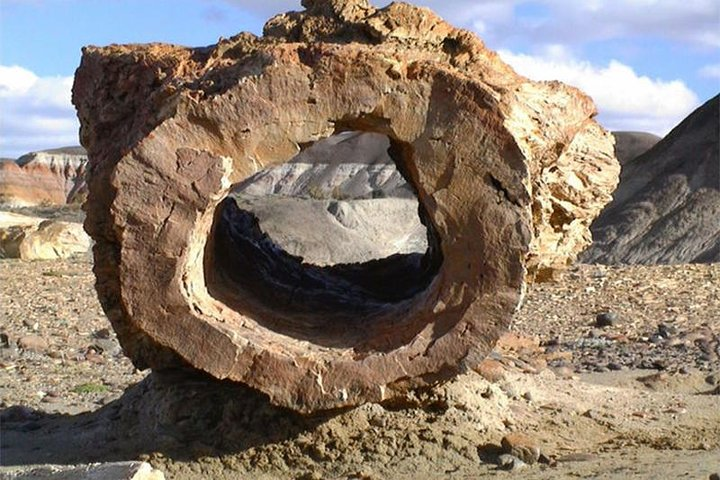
(93, 328, 112, 339)
(595, 312, 618, 328)
(497, 454, 527, 471)
(657, 323, 676, 338)
(501, 432, 541, 464)
(17, 335, 49, 353)
(22, 319, 39, 331)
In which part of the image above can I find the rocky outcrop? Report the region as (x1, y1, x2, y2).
(0, 211, 90, 260)
(72, 0, 618, 412)
(612, 131, 661, 165)
(0, 147, 88, 207)
(582, 95, 720, 265)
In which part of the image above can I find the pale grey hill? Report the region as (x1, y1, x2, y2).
(236, 131, 413, 200)
(232, 131, 426, 265)
(581, 95, 720, 265)
(612, 131, 661, 165)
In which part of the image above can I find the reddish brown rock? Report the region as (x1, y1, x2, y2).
(0, 147, 87, 207)
(17, 335, 49, 353)
(72, 0, 618, 412)
(501, 432, 541, 464)
(475, 359, 507, 383)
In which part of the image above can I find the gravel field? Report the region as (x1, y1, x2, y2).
(1, 257, 719, 479)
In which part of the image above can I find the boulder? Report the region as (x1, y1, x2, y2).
(0, 212, 90, 260)
(72, 0, 617, 412)
(582, 95, 720, 264)
(0, 147, 87, 207)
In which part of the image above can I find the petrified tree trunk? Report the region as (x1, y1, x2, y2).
(72, 0, 618, 412)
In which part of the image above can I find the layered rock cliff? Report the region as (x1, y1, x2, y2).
(0, 147, 88, 207)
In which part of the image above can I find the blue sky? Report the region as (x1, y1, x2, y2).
(0, 0, 718, 157)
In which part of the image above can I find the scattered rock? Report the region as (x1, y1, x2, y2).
(17, 335, 48, 353)
(552, 366, 575, 379)
(657, 323, 677, 338)
(475, 359, 506, 383)
(500, 433, 541, 465)
(497, 453, 527, 471)
(93, 328, 112, 339)
(596, 312, 619, 327)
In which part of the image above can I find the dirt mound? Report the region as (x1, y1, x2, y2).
(582, 95, 720, 265)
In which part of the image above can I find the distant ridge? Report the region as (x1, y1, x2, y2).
(612, 131, 661, 165)
(581, 95, 720, 264)
(0, 146, 88, 206)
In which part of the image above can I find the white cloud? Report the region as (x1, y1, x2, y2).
(499, 50, 700, 135)
(699, 63, 720, 79)
(0, 65, 79, 158)
(222, 0, 720, 48)
(427, 0, 720, 48)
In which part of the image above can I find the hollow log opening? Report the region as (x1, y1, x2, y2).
(205, 132, 443, 342)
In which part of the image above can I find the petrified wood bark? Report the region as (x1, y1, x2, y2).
(72, 0, 618, 412)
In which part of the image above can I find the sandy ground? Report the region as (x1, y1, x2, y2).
(1, 257, 719, 479)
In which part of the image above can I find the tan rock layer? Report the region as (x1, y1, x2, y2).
(72, 0, 618, 412)
(0, 215, 90, 260)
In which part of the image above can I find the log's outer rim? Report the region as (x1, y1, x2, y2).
(73, 1, 618, 411)
(80, 42, 532, 412)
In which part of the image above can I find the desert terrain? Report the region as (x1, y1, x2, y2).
(1, 2, 718, 478)
(1, 252, 718, 479)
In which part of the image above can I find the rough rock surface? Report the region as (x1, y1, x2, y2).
(0, 147, 88, 207)
(0, 211, 91, 260)
(612, 131, 661, 165)
(582, 95, 720, 265)
(72, 0, 617, 411)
